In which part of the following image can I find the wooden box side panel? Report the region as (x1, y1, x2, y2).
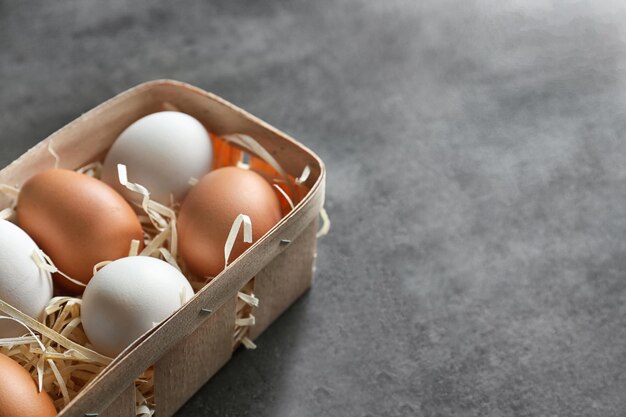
(68, 384, 135, 417)
(153, 296, 237, 417)
(249, 218, 319, 340)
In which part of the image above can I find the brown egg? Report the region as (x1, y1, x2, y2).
(17, 169, 144, 294)
(0, 353, 57, 417)
(178, 167, 282, 277)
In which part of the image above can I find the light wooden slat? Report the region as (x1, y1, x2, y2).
(153, 296, 236, 417)
(87, 383, 135, 417)
(249, 218, 319, 340)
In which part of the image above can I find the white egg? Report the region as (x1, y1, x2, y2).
(81, 256, 194, 357)
(101, 111, 212, 205)
(0, 220, 53, 337)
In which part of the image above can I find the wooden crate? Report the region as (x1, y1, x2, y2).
(0, 80, 326, 417)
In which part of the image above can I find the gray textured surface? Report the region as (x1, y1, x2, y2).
(2, 1, 626, 416)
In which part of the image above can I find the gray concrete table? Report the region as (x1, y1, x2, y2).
(2, 1, 626, 416)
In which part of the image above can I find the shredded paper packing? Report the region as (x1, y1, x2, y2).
(224, 214, 253, 268)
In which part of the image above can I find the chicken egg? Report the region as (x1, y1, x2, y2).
(17, 169, 144, 294)
(81, 256, 194, 357)
(0, 353, 57, 417)
(0, 220, 53, 338)
(178, 167, 283, 278)
(101, 111, 212, 205)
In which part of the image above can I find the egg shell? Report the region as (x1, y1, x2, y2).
(178, 166, 283, 278)
(101, 111, 212, 205)
(17, 169, 144, 294)
(81, 256, 195, 357)
(0, 353, 57, 417)
(0, 220, 53, 337)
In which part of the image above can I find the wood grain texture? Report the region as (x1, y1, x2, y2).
(249, 218, 319, 340)
(154, 296, 236, 417)
(94, 384, 135, 417)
